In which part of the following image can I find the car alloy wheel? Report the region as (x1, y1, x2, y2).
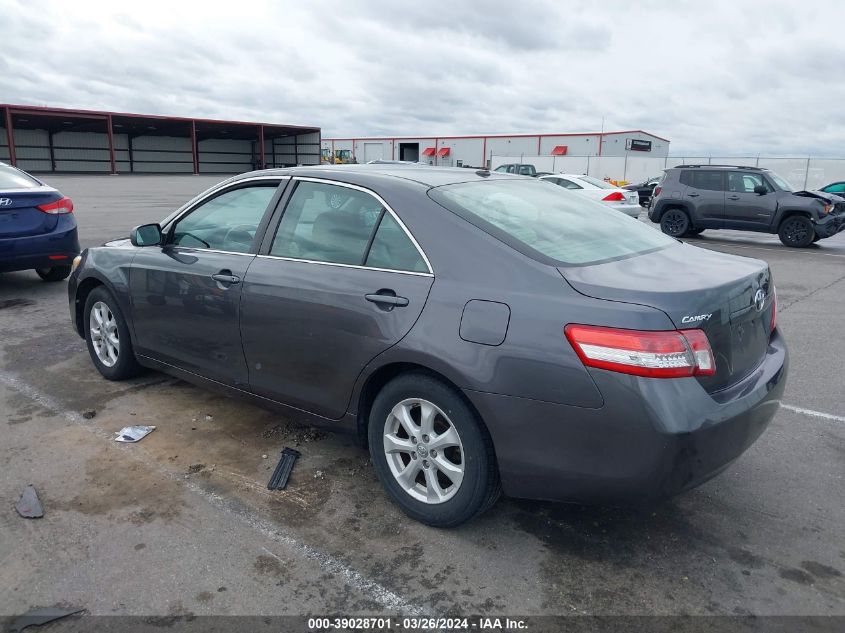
(780, 216, 813, 247)
(383, 398, 465, 504)
(661, 210, 689, 237)
(90, 301, 120, 367)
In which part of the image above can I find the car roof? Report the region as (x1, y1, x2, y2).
(670, 164, 767, 171)
(231, 164, 521, 188)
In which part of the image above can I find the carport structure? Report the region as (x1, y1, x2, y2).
(0, 104, 320, 174)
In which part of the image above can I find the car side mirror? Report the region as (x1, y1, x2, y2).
(130, 223, 162, 247)
(753, 185, 768, 195)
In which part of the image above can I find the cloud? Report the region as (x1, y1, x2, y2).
(0, 0, 842, 155)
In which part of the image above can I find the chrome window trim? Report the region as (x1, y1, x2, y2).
(284, 176, 434, 275)
(255, 253, 433, 277)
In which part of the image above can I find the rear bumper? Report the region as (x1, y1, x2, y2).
(464, 329, 788, 504)
(0, 221, 80, 273)
(610, 203, 643, 217)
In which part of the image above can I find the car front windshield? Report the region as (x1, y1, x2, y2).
(429, 179, 677, 266)
(767, 171, 794, 192)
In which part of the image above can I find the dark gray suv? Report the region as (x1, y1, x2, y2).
(649, 165, 845, 247)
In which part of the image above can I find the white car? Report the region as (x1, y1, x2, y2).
(539, 173, 642, 217)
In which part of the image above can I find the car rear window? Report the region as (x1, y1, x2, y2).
(429, 180, 677, 266)
(0, 163, 41, 189)
(577, 175, 616, 189)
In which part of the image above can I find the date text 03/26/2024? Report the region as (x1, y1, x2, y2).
(307, 617, 528, 630)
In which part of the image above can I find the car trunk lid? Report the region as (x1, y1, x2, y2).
(559, 244, 775, 393)
(0, 189, 62, 239)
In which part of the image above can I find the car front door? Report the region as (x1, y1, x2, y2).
(723, 171, 777, 229)
(129, 179, 286, 387)
(239, 178, 434, 419)
(681, 170, 725, 228)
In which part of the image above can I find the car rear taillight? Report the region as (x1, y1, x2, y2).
(37, 197, 74, 214)
(653, 186, 662, 197)
(602, 191, 626, 202)
(564, 324, 715, 378)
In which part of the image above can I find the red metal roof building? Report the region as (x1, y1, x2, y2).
(0, 104, 321, 174)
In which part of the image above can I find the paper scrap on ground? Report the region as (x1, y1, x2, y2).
(114, 425, 156, 443)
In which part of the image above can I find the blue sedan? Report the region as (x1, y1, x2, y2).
(0, 162, 80, 281)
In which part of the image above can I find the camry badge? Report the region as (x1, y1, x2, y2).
(754, 289, 766, 312)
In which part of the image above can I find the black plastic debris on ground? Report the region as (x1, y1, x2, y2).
(8, 606, 85, 632)
(267, 448, 301, 490)
(15, 485, 43, 519)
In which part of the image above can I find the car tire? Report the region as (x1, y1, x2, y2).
(84, 286, 143, 381)
(35, 265, 72, 282)
(368, 372, 501, 527)
(660, 209, 690, 237)
(778, 215, 815, 248)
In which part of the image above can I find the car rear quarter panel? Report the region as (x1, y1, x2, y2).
(347, 185, 677, 413)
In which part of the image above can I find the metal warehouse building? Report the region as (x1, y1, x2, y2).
(322, 130, 669, 168)
(0, 104, 320, 174)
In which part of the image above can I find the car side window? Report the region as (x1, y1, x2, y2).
(690, 171, 725, 191)
(171, 185, 278, 252)
(728, 172, 771, 193)
(270, 181, 382, 265)
(494, 165, 508, 173)
(823, 182, 845, 193)
(365, 212, 428, 273)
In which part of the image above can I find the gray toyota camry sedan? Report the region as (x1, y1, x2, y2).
(69, 166, 787, 527)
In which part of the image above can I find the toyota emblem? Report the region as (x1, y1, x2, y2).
(754, 289, 766, 312)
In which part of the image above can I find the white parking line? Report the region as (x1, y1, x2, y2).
(700, 242, 845, 259)
(0, 370, 427, 616)
(782, 404, 845, 423)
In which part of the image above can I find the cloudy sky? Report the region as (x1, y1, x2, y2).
(1, 0, 843, 155)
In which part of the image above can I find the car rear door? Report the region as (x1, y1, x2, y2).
(240, 178, 434, 419)
(129, 178, 286, 387)
(681, 170, 726, 228)
(723, 171, 777, 229)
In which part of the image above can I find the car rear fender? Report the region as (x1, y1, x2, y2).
(654, 199, 694, 221)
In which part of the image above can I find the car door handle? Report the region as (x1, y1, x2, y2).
(365, 293, 409, 307)
(728, 195, 740, 200)
(687, 192, 699, 197)
(211, 271, 240, 285)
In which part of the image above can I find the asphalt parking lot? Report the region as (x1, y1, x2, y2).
(1, 175, 843, 619)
